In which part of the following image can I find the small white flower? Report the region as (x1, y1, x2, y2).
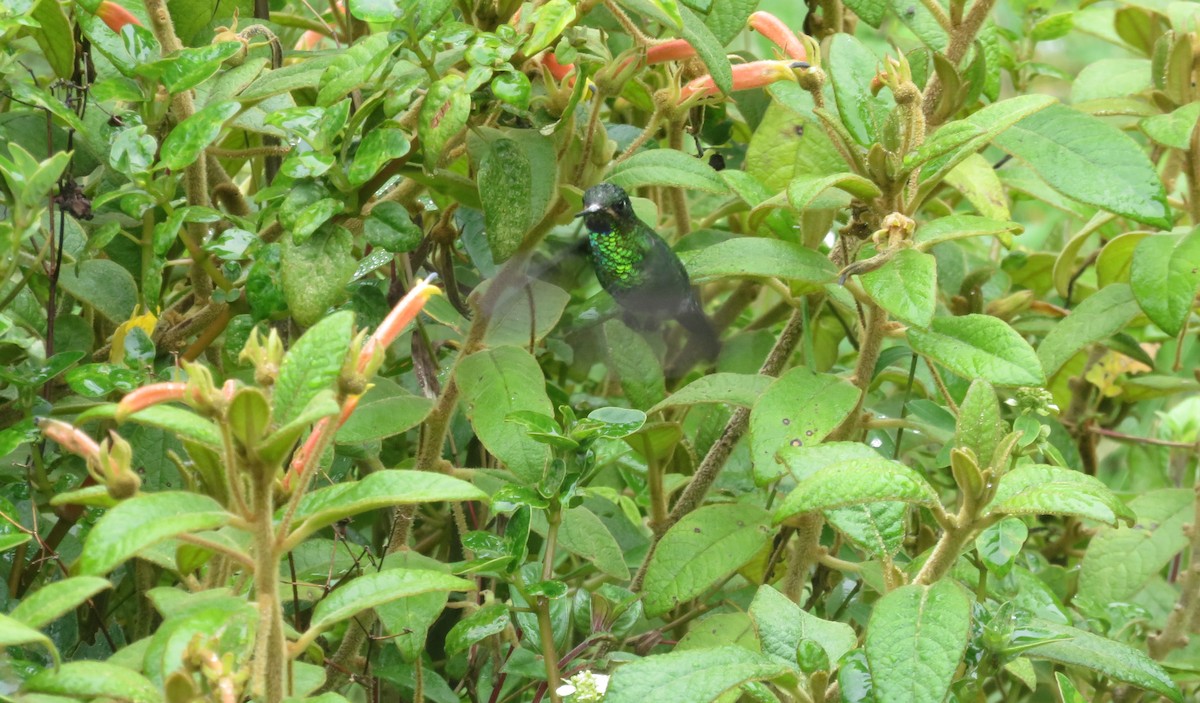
(557, 671, 609, 702)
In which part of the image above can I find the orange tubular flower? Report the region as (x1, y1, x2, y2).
(356, 273, 440, 373)
(115, 382, 189, 421)
(543, 52, 575, 81)
(38, 418, 101, 462)
(680, 60, 804, 101)
(94, 1, 142, 33)
(748, 11, 808, 62)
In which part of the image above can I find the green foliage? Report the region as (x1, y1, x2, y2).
(1, 0, 1199, 701)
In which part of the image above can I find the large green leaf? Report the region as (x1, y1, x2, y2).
(9, 576, 112, 629)
(1129, 227, 1200, 336)
(866, 581, 971, 703)
(456, 346, 553, 484)
(681, 238, 837, 285)
(273, 310, 354, 426)
(749, 367, 859, 484)
(992, 103, 1171, 228)
(76, 492, 232, 576)
(605, 646, 789, 703)
(859, 248, 937, 328)
(473, 128, 557, 262)
(1024, 619, 1182, 702)
(907, 314, 1044, 386)
(1078, 489, 1191, 606)
(160, 100, 241, 171)
(774, 457, 939, 522)
(648, 373, 774, 414)
(749, 585, 857, 669)
(309, 569, 475, 633)
(1037, 283, 1142, 377)
(643, 504, 773, 617)
(608, 148, 728, 194)
(56, 260, 137, 325)
(828, 33, 890, 146)
(288, 470, 488, 540)
(23, 661, 158, 702)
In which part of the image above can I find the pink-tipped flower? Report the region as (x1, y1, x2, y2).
(679, 60, 805, 101)
(356, 273, 440, 373)
(38, 418, 101, 463)
(95, 1, 142, 33)
(748, 12, 808, 62)
(115, 382, 189, 421)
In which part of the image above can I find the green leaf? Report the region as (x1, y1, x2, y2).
(349, 127, 410, 186)
(681, 238, 837, 285)
(1024, 619, 1182, 702)
(605, 646, 789, 703)
(456, 346, 553, 484)
(363, 201, 423, 253)
(273, 310, 354, 426)
(704, 0, 758, 44)
(23, 662, 161, 702)
(1130, 228, 1200, 336)
(679, 5, 733, 96)
(919, 94, 1056, 187)
(533, 506, 630, 579)
(750, 367, 861, 484)
(1078, 488, 1192, 607)
(30, 0, 75, 79)
(239, 54, 341, 101)
(827, 502, 908, 559)
(774, 457, 939, 522)
(289, 470, 488, 539)
(843, 0, 886, 26)
(56, 259, 137, 325)
(788, 172, 882, 211)
(985, 464, 1134, 527)
(281, 226, 356, 326)
(292, 198, 343, 243)
(643, 504, 774, 617)
(974, 517, 1027, 578)
(1037, 283, 1142, 377)
(866, 581, 971, 703)
(445, 602, 510, 655)
(473, 129, 557, 262)
(602, 320, 666, 411)
(954, 379, 1003, 468)
(829, 33, 889, 146)
(1140, 102, 1200, 150)
(376, 551, 453, 663)
(608, 148, 728, 194)
(482, 279, 571, 347)
(522, 0, 576, 55)
(1070, 58, 1149, 105)
(914, 215, 1022, 249)
(76, 492, 232, 576)
(336, 379, 434, 444)
(859, 248, 937, 327)
(749, 585, 857, 670)
(317, 34, 392, 106)
(80, 403, 221, 448)
(309, 569, 475, 633)
(160, 100, 241, 171)
(943, 153, 1012, 223)
(0, 613, 58, 667)
(907, 314, 1044, 386)
(0, 534, 31, 553)
(648, 373, 774, 414)
(10, 576, 112, 629)
(890, 0, 947, 49)
(149, 42, 243, 94)
(991, 103, 1171, 228)
(420, 75, 471, 171)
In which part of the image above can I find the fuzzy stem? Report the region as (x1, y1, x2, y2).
(1148, 479, 1200, 658)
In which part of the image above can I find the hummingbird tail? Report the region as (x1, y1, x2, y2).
(679, 304, 720, 362)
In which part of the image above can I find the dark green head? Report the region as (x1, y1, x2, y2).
(577, 183, 636, 233)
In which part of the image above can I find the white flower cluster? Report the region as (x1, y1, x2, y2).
(555, 671, 610, 702)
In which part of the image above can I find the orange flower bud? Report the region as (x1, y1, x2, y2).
(38, 418, 101, 462)
(748, 12, 808, 62)
(645, 39, 696, 65)
(357, 274, 440, 373)
(115, 382, 188, 421)
(95, 1, 142, 33)
(679, 60, 804, 101)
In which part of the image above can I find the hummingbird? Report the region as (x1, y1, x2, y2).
(576, 183, 720, 362)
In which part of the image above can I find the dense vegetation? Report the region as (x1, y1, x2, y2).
(1, 0, 1198, 701)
